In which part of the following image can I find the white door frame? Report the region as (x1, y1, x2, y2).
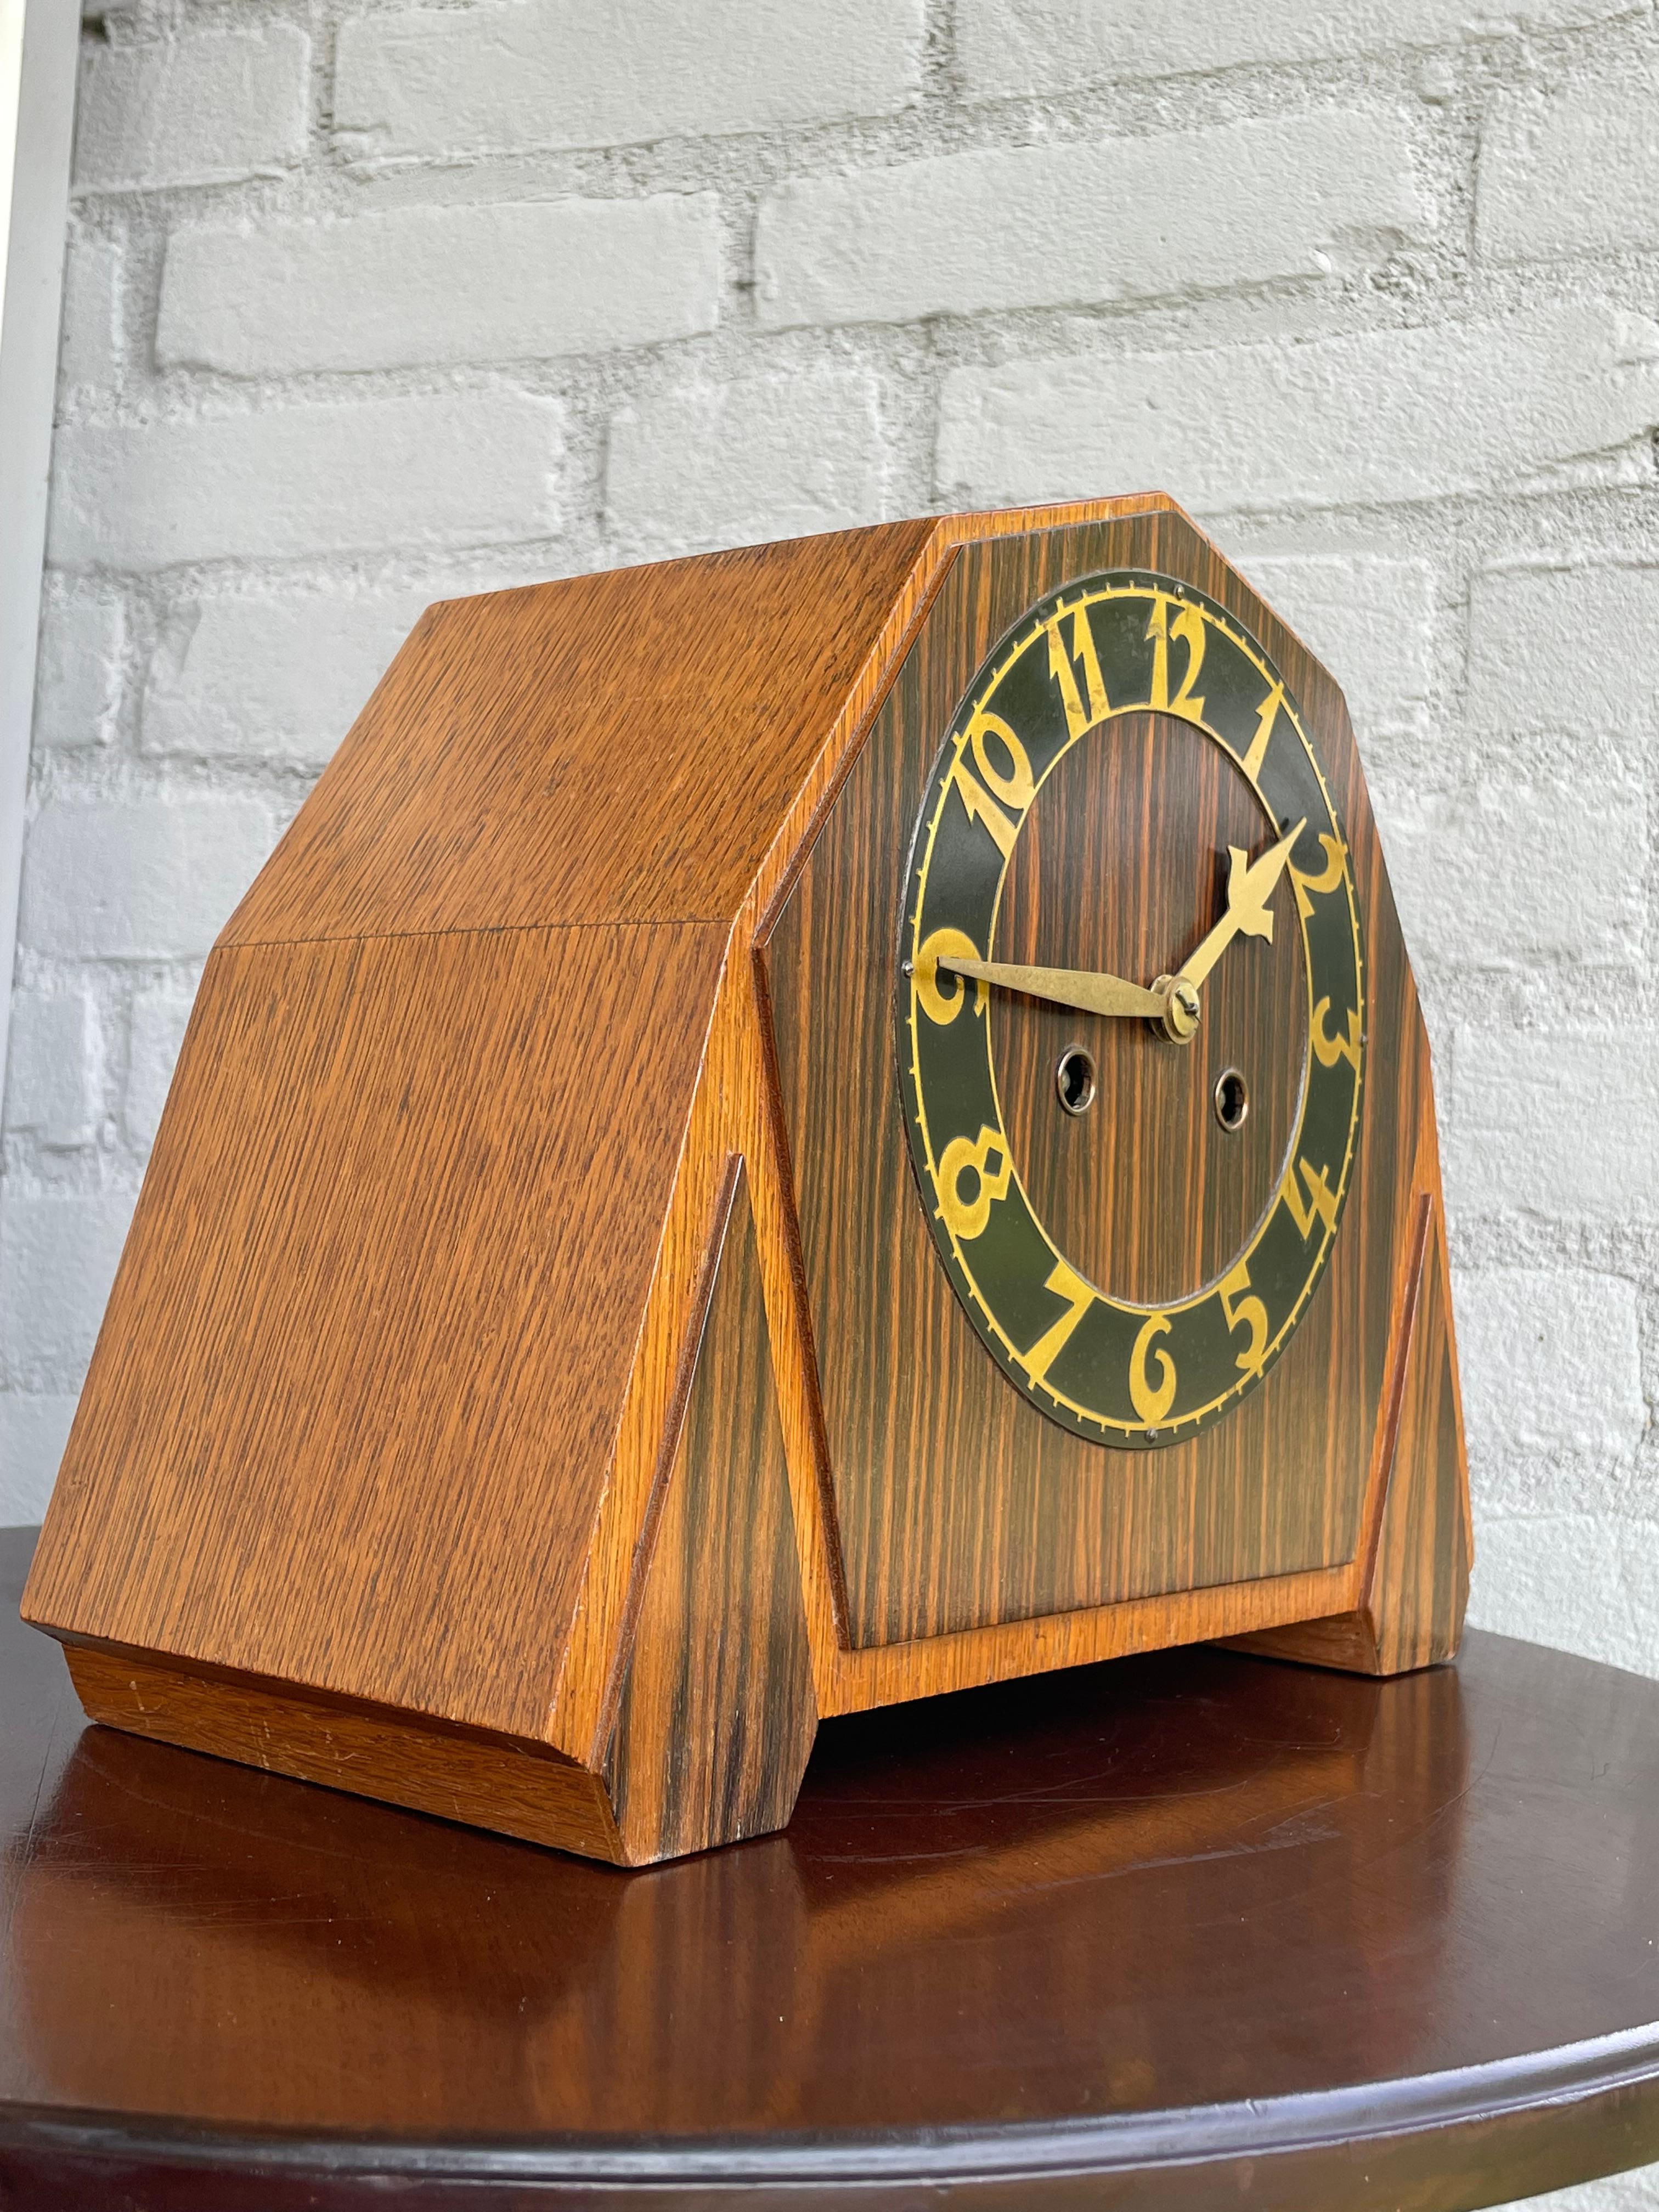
(0, 0, 80, 1117)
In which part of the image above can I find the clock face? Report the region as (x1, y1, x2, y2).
(898, 571, 1364, 1448)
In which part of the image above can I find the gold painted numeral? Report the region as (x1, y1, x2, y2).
(1046, 606, 1110, 742)
(1218, 1257, 1269, 1376)
(914, 927, 987, 1026)
(1128, 1312, 1177, 1423)
(949, 761, 1018, 859)
(1240, 680, 1283, 781)
(949, 710, 1035, 861)
(1311, 996, 1362, 1071)
(1288, 832, 1347, 920)
(1020, 1257, 1095, 1389)
(936, 1125, 1014, 1242)
(968, 709, 1035, 807)
(1282, 1156, 1339, 1242)
(1146, 596, 1206, 722)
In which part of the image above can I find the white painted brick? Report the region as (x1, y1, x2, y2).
(1240, 556, 1432, 735)
(58, 235, 120, 396)
(608, 369, 887, 554)
(143, 590, 424, 764)
(0, 1193, 134, 1385)
(758, 111, 1430, 331)
(957, 0, 1639, 102)
(1455, 1266, 1645, 1462)
(1373, 771, 1645, 969)
(1469, 564, 1659, 735)
(74, 25, 309, 193)
(938, 304, 1659, 514)
(126, 987, 197, 1152)
(335, 0, 923, 160)
(3, 994, 99, 1148)
(32, 595, 121, 751)
(48, 392, 564, 570)
(1515, 2173, 1659, 2212)
(0, 1395, 81, 1523)
(1468, 1516, 1659, 1681)
(20, 799, 274, 960)
(157, 194, 721, 377)
(1479, 81, 1659, 266)
(1447, 1029, 1659, 1221)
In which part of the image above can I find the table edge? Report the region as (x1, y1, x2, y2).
(3, 2025, 1658, 2187)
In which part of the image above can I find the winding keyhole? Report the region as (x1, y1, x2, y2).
(1056, 1046, 1097, 1116)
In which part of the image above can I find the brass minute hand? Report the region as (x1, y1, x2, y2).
(1174, 818, 1306, 994)
(935, 956, 1167, 1022)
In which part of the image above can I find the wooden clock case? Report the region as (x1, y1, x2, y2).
(21, 496, 1470, 1867)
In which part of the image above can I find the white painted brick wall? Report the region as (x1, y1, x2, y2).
(1457, 1267, 1647, 1461)
(938, 305, 1659, 515)
(74, 25, 310, 193)
(20, 798, 274, 959)
(32, 594, 121, 752)
(608, 368, 888, 554)
(1449, 1031, 1659, 1220)
(1469, 562, 1659, 732)
(2, 995, 99, 1150)
(142, 589, 428, 763)
(756, 111, 1432, 331)
(0, 1193, 134, 1384)
(956, 0, 1640, 100)
(1379, 769, 1647, 969)
(157, 195, 724, 376)
(56, 234, 120, 399)
(1238, 556, 1434, 739)
(49, 392, 566, 569)
(8, 14, 1659, 2194)
(0, 1397, 80, 1526)
(334, 0, 925, 160)
(1479, 78, 1659, 264)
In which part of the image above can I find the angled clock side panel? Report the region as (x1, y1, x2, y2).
(601, 1159, 818, 1866)
(221, 521, 939, 946)
(761, 510, 1427, 1651)
(23, 919, 729, 1747)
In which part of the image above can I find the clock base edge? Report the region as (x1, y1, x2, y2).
(59, 1640, 633, 1862)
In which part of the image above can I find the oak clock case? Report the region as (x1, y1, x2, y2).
(898, 573, 1364, 1449)
(22, 496, 1469, 1869)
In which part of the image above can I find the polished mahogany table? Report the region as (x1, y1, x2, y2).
(3, 1525, 1658, 2211)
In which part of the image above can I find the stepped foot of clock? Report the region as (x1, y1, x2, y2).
(1227, 1196, 1470, 1681)
(598, 1158, 819, 1866)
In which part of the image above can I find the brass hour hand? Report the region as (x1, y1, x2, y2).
(935, 956, 1167, 1023)
(1175, 818, 1306, 995)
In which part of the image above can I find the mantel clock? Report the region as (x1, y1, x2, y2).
(24, 497, 1470, 1866)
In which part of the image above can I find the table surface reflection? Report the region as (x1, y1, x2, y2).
(2, 1525, 1658, 2211)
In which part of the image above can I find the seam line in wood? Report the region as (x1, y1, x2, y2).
(220, 916, 744, 954)
(588, 1153, 744, 1767)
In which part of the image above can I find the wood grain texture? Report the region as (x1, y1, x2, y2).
(24, 921, 726, 1744)
(995, 710, 1306, 1306)
(544, 501, 1215, 1760)
(21, 496, 1469, 1865)
(223, 523, 937, 945)
(1227, 1062, 1471, 1676)
(1368, 1207, 1469, 1672)
(761, 508, 1429, 1649)
(65, 1645, 624, 1860)
(602, 1161, 817, 1864)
